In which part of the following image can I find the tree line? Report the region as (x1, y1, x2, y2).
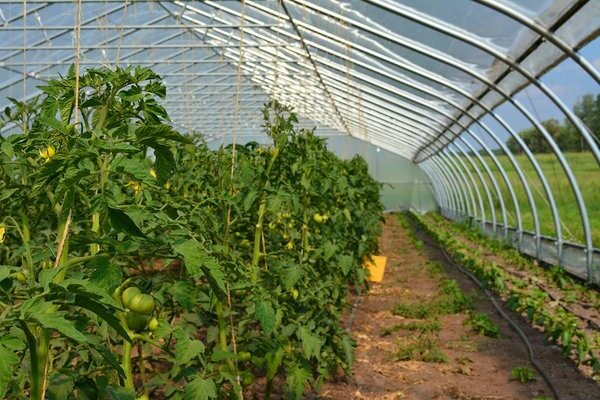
(507, 93, 600, 154)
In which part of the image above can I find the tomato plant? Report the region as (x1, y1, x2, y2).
(0, 67, 383, 399)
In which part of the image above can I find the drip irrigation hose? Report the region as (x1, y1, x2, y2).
(418, 230, 562, 400)
(346, 287, 364, 332)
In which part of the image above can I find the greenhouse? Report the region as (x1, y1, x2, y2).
(0, 0, 599, 399)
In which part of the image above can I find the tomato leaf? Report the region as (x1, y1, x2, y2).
(74, 295, 131, 343)
(174, 329, 205, 364)
(284, 360, 311, 400)
(30, 311, 89, 344)
(0, 345, 19, 398)
(255, 301, 276, 334)
(174, 240, 227, 300)
(108, 207, 146, 238)
(105, 386, 136, 400)
(184, 377, 217, 400)
(297, 326, 323, 360)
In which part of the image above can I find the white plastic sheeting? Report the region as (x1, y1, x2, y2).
(0, 0, 598, 280)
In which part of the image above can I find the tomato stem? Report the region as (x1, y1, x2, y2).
(216, 301, 236, 373)
(122, 338, 134, 390)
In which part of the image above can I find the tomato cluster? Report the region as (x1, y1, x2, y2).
(0, 67, 383, 399)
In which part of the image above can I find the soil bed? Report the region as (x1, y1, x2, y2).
(318, 214, 600, 400)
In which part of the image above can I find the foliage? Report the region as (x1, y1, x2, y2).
(0, 67, 384, 399)
(395, 335, 448, 363)
(511, 367, 535, 384)
(381, 319, 441, 336)
(392, 279, 471, 319)
(411, 211, 600, 379)
(465, 312, 499, 338)
(463, 151, 600, 247)
(506, 93, 600, 154)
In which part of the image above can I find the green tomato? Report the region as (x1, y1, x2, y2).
(136, 395, 149, 400)
(14, 272, 26, 283)
(121, 286, 141, 308)
(240, 239, 251, 249)
(238, 351, 252, 362)
(148, 317, 159, 332)
(127, 293, 155, 315)
(241, 371, 255, 387)
(313, 213, 324, 223)
(291, 289, 299, 300)
(126, 312, 150, 332)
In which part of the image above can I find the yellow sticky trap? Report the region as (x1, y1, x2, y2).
(365, 255, 387, 283)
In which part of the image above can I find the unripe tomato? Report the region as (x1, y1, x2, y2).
(238, 351, 252, 362)
(14, 272, 26, 283)
(148, 317, 159, 332)
(126, 312, 150, 332)
(313, 213, 324, 223)
(127, 293, 155, 315)
(121, 286, 141, 308)
(136, 395, 149, 400)
(291, 289, 299, 300)
(241, 371, 255, 387)
(240, 239, 251, 249)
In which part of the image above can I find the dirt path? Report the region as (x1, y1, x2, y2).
(319, 214, 600, 400)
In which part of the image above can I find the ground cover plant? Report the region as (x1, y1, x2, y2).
(0, 66, 383, 399)
(409, 211, 600, 379)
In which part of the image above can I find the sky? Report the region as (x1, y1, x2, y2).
(476, 36, 600, 147)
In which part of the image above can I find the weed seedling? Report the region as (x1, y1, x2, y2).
(381, 319, 441, 336)
(465, 312, 499, 338)
(511, 367, 535, 383)
(395, 335, 448, 363)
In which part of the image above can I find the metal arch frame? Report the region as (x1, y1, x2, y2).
(451, 140, 499, 236)
(355, 0, 600, 166)
(429, 155, 469, 218)
(438, 150, 478, 221)
(420, 161, 452, 215)
(260, 0, 594, 271)
(238, 0, 574, 264)
(168, 0, 352, 137)
(473, 0, 599, 85)
(428, 156, 468, 219)
(259, 0, 591, 262)
(262, 6, 582, 265)
(164, 1, 347, 134)
(212, 18, 539, 260)
(269, 1, 591, 268)
(445, 145, 489, 231)
(461, 129, 523, 238)
(204, 26, 438, 153)
(420, 161, 451, 213)
(2, 1, 589, 278)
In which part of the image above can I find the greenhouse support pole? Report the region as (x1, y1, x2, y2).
(462, 130, 523, 247)
(456, 136, 507, 239)
(421, 161, 453, 218)
(419, 163, 446, 214)
(439, 150, 481, 227)
(421, 160, 454, 217)
(449, 143, 496, 235)
(430, 155, 469, 220)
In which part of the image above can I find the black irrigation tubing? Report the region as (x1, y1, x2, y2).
(346, 286, 364, 332)
(415, 226, 563, 400)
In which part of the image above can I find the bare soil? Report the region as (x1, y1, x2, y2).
(318, 214, 600, 400)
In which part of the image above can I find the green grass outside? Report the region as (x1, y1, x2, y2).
(459, 152, 599, 247)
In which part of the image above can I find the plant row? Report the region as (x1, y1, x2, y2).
(407, 212, 600, 379)
(0, 66, 383, 399)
